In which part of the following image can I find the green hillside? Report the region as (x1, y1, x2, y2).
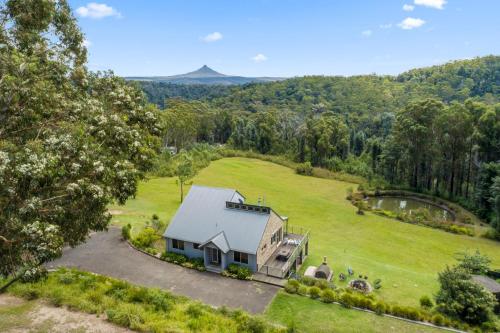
(111, 157, 500, 307)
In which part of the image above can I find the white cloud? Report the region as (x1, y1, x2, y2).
(252, 53, 268, 63)
(82, 39, 92, 47)
(403, 4, 415, 11)
(414, 0, 446, 9)
(379, 23, 392, 29)
(398, 17, 426, 30)
(202, 32, 223, 43)
(361, 30, 372, 37)
(76, 3, 121, 19)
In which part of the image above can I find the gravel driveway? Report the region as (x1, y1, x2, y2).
(47, 228, 279, 313)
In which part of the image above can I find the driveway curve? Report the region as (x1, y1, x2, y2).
(47, 228, 279, 314)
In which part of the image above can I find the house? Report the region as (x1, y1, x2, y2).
(163, 185, 309, 277)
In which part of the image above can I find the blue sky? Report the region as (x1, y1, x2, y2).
(69, 0, 500, 77)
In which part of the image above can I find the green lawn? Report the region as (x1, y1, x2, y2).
(110, 157, 500, 310)
(266, 292, 444, 333)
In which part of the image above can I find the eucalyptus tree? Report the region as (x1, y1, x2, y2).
(0, 0, 161, 290)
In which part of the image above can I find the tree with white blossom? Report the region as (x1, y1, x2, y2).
(0, 0, 161, 291)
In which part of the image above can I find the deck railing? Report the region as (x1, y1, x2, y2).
(260, 225, 310, 279)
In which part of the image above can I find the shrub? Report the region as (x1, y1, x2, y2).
(284, 280, 300, 294)
(431, 314, 445, 326)
(300, 276, 316, 286)
(320, 289, 336, 303)
(298, 285, 308, 296)
(149, 214, 165, 234)
(244, 316, 268, 333)
(373, 278, 382, 290)
(314, 279, 329, 290)
(308, 286, 321, 299)
(374, 302, 386, 315)
(295, 162, 313, 176)
(419, 295, 433, 309)
(131, 227, 159, 249)
(227, 264, 252, 280)
(346, 187, 354, 200)
(121, 224, 131, 240)
(161, 251, 187, 264)
(339, 293, 354, 308)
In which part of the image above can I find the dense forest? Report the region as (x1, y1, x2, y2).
(147, 56, 500, 237)
(137, 81, 232, 108)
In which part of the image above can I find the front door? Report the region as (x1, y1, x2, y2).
(207, 247, 221, 266)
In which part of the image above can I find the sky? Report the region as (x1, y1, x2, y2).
(69, 0, 500, 77)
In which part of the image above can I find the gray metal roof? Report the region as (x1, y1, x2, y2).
(163, 185, 271, 254)
(199, 232, 230, 253)
(472, 275, 500, 294)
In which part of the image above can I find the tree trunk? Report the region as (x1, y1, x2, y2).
(449, 155, 455, 197)
(465, 144, 473, 198)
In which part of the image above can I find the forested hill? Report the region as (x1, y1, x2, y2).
(211, 55, 499, 114)
(138, 56, 499, 111)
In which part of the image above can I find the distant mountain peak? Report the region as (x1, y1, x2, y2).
(125, 66, 285, 85)
(188, 65, 224, 77)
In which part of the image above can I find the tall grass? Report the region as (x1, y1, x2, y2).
(7, 269, 285, 333)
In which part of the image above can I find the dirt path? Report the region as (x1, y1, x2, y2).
(0, 294, 131, 333)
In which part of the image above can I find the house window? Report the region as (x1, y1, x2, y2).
(193, 243, 201, 250)
(172, 239, 184, 250)
(271, 227, 282, 244)
(233, 251, 248, 264)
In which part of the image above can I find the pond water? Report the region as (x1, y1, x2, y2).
(367, 197, 453, 221)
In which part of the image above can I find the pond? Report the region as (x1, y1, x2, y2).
(367, 196, 453, 221)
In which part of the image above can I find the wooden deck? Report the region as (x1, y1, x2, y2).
(258, 232, 308, 278)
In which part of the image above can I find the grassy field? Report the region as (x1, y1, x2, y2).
(266, 292, 444, 333)
(111, 157, 500, 308)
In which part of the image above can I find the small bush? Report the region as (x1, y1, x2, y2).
(297, 285, 308, 296)
(373, 278, 382, 290)
(227, 264, 252, 280)
(419, 295, 433, 309)
(431, 314, 445, 326)
(300, 276, 316, 286)
(314, 279, 329, 290)
(161, 251, 187, 264)
(295, 162, 313, 176)
(374, 302, 386, 315)
(244, 316, 268, 333)
(320, 289, 336, 303)
(131, 227, 159, 249)
(121, 224, 131, 240)
(284, 280, 300, 294)
(339, 293, 354, 308)
(308, 286, 321, 299)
